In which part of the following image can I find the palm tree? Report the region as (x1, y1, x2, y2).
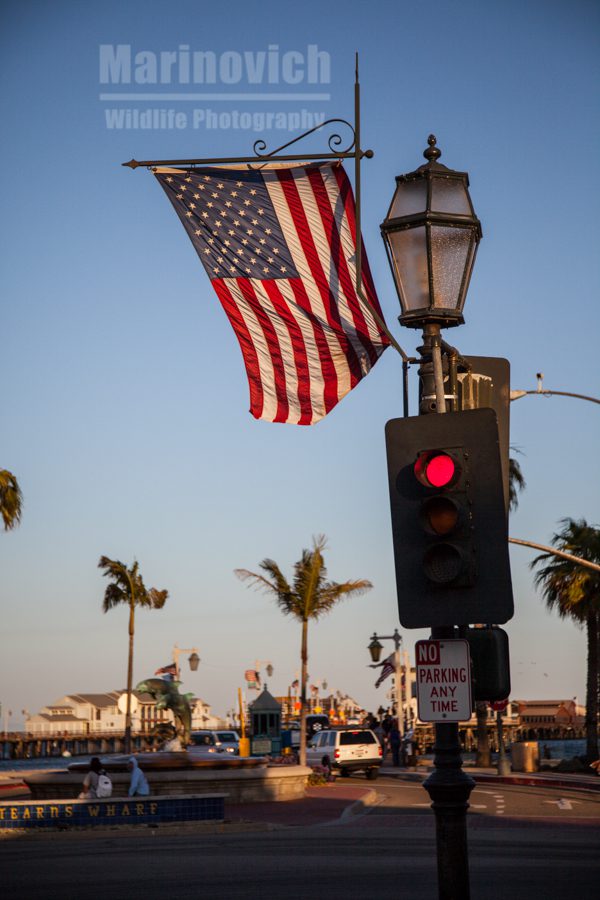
(98, 556, 168, 753)
(531, 518, 600, 761)
(0, 469, 23, 531)
(235, 535, 372, 765)
(508, 453, 526, 513)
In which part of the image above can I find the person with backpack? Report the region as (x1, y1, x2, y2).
(79, 757, 112, 799)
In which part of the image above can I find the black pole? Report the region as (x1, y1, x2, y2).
(418, 332, 475, 900)
(423, 628, 475, 900)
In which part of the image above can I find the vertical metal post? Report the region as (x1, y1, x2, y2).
(418, 328, 474, 900)
(354, 53, 362, 297)
(496, 709, 510, 776)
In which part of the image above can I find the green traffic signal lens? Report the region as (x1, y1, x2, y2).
(423, 543, 463, 584)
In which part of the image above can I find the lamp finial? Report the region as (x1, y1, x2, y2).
(423, 134, 441, 163)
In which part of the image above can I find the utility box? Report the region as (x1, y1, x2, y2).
(511, 741, 539, 773)
(249, 687, 282, 756)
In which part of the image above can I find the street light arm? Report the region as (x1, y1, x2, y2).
(509, 537, 600, 573)
(510, 389, 600, 405)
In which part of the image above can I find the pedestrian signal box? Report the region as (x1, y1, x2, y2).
(385, 408, 514, 628)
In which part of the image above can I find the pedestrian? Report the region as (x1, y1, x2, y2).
(128, 756, 150, 797)
(389, 720, 401, 767)
(78, 757, 112, 799)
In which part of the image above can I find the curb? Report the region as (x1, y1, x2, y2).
(381, 767, 600, 793)
(338, 788, 379, 823)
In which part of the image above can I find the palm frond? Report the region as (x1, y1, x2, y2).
(531, 518, 600, 620)
(234, 566, 295, 612)
(0, 469, 23, 531)
(149, 588, 169, 609)
(310, 579, 373, 619)
(508, 452, 526, 513)
(102, 582, 128, 612)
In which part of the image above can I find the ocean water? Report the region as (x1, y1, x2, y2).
(537, 739, 587, 760)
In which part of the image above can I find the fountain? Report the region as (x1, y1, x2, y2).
(18, 680, 310, 807)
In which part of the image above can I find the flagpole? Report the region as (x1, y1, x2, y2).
(352, 54, 412, 387)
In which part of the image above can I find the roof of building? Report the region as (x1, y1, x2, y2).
(250, 687, 281, 711)
(66, 693, 121, 707)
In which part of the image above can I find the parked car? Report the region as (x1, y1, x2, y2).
(305, 728, 382, 779)
(213, 730, 240, 754)
(189, 729, 240, 754)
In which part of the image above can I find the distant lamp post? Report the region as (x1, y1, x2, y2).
(172, 644, 200, 681)
(250, 660, 274, 690)
(367, 629, 407, 735)
(381, 135, 482, 331)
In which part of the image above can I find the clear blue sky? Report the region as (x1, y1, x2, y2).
(2, 0, 599, 729)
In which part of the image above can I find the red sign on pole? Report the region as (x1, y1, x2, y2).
(490, 699, 509, 712)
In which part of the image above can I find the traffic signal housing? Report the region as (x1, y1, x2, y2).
(385, 408, 513, 628)
(466, 626, 511, 702)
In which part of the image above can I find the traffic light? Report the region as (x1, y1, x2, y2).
(466, 626, 511, 702)
(385, 408, 513, 628)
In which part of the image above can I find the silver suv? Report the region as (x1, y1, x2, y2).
(189, 730, 240, 754)
(306, 728, 382, 779)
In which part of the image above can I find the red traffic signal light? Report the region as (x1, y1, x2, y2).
(414, 451, 460, 489)
(385, 409, 513, 628)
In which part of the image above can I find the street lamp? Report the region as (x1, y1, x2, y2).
(171, 644, 201, 681)
(381, 135, 482, 415)
(381, 135, 482, 331)
(367, 629, 408, 736)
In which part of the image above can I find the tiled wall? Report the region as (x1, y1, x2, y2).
(0, 793, 226, 829)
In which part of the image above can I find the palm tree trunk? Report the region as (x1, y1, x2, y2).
(475, 701, 491, 766)
(585, 610, 599, 761)
(299, 618, 308, 766)
(125, 600, 135, 754)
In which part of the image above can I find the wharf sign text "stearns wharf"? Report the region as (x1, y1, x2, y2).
(99, 44, 331, 86)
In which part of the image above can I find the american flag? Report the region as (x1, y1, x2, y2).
(154, 663, 177, 678)
(154, 162, 389, 425)
(374, 654, 395, 689)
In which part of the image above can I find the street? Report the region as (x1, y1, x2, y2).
(2, 775, 598, 900)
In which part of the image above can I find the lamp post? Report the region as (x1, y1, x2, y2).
(381, 136, 481, 900)
(253, 660, 274, 688)
(367, 629, 408, 736)
(171, 644, 200, 681)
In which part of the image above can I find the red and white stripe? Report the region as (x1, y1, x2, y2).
(214, 163, 389, 425)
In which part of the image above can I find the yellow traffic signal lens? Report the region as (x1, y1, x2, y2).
(422, 496, 460, 535)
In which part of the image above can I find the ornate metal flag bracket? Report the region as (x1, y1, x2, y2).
(121, 54, 407, 368)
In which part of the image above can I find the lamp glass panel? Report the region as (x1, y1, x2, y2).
(430, 177, 472, 215)
(430, 226, 472, 309)
(389, 178, 428, 217)
(388, 226, 429, 312)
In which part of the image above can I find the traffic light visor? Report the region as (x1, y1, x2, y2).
(414, 451, 459, 488)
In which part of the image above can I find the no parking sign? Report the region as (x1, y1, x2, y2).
(416, 639, 472, 722)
